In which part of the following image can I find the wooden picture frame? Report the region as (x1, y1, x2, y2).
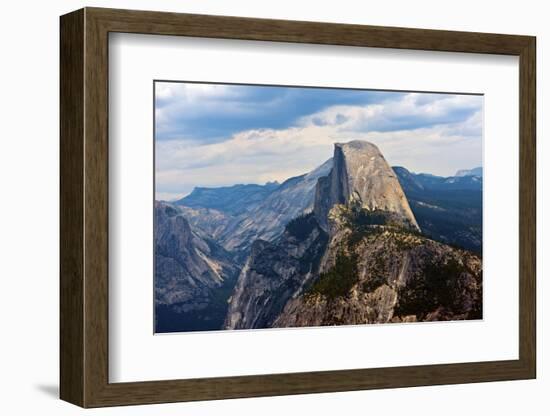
(60, 7, 536, 408)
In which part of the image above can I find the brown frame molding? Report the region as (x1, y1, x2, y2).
(60, 7, 536, 408)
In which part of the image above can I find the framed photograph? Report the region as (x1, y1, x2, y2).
(60, 7, 536, 408)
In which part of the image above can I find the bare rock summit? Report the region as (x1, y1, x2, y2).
(314, 141, 419, 231)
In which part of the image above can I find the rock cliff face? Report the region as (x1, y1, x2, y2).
(314, 141, 419, 231)
(227, 159, 333, 251)
(224, 140, 482, 330)
(154, 202, 240, 332)
(224, 213, 328, 329)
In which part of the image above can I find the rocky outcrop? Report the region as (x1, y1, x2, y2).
(154, 202, 240, 332)
(314, 141, 419, 231)
(274, 204, 482, 327)
(224, 213, 328, 329)
(176, 206, 232, 242)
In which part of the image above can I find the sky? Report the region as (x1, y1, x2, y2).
(155, 81, 483, 201)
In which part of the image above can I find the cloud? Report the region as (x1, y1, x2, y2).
(154, 89, 483, 197)
(154, 81, 405, 142)
(298, 93, 481, 133)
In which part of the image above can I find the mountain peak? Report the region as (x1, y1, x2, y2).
(334, 140, 380, 152)
(314, 140, 419, 231)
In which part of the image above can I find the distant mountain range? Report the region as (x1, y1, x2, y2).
(166, 161, 482, 254)
(176, 182, 280, 216)
(155, 142, 482, 332)
(173, 159, 332, 257)
(392, 166, 482, 253)
(455, 166, 482, 177)
(393, 166, 482, 192)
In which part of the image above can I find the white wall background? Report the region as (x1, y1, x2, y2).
(0, 0, 545, 414)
